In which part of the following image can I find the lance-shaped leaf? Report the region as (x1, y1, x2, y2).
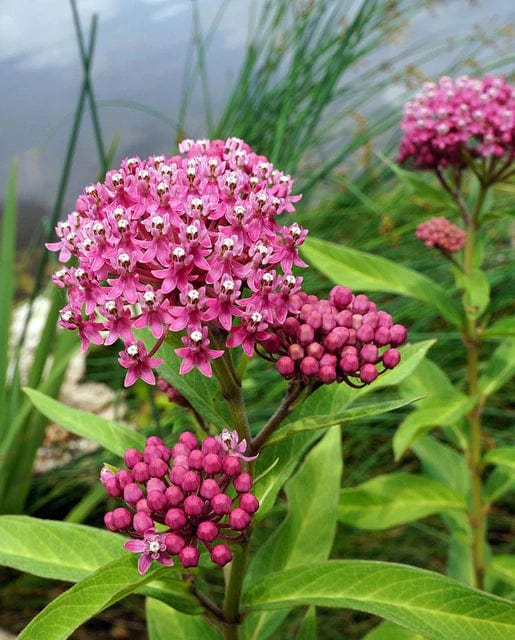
(393, 394, 476, 460)
(18, 556, 167, 640)
(144, 332, 231, 430)
(243, 428, 342, 640)
(479, 340, 515, 397)
(24, 388, 145, 456)
(244, 561, 515, 640)
(301, 237, 463, 328)
(146, 597, 221, 640)
(266, 396, 419, 446)
(0, 516, 124, 581)
(484, 447, 515, 473)
(0, 516, 200, 615)
(491, 555, 515, 589)
(364, 620, 425, 639)
(339, 473, 465, 530)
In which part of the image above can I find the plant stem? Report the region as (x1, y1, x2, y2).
(251, 381, 307, 451)
(222, 545, 248, 639)
(211, 350, 251, 446)
(462, 184, 486, 590)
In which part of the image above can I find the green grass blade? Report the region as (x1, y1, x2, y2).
(0, 159, 17, 432)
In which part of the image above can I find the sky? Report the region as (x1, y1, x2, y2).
(0, 0, 513, 243)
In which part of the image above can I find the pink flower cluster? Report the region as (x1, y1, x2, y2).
(398, 75, 515, 169)
(415, 217, 466, 253)
(47, 137, 305, 385)
(102, 430, 259, 574)
(258, 286, 407, 386)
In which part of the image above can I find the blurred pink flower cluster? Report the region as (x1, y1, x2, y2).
(102, 430, 259, 573)
(259, 286, 406, 386)
(398, 75, 514, 170)
(48, 137, 305, 385)
(415, 216, 466, 253)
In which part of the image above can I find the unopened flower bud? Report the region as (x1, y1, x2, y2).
(383, 348, 401, 369)
(210, 544, 233, 566)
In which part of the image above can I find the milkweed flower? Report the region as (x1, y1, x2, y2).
(398, 75, 515, 170)
(415, 217, 466, 253)
(258, 286, 407, 387)
(102, 431, 259, 573)
(47, 138, 305, 385)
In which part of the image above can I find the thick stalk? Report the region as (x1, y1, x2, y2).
(210, 349, 252, 638)
(211, 350, 251, 445)
(222, 545, 248, 639)
(251, 381, 307, 451)
(462, 188, 486, 589)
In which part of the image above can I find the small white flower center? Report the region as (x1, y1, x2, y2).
(148, 540, 161, 553)
(127, 344, 139, 357)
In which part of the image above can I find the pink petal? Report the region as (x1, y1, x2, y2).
(138, 553, 152, 574)
(124, 540, 146, 553)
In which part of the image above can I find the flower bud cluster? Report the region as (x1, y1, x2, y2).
(258, 286, 407, 386)
(101, 430, 259, 574)
(398, 75, 515, 170)
(47, 138, 305, 385)
(415, 217, 466, 253)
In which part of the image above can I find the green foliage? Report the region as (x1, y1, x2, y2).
(0, 516, 124, 581)
(484, 447, 515, 473)
(266, 396, 419, 446)
(0, 160, 17, 429)
(478, 340, 515, 397)
(18, 556, 168, 640)
(24, 388, 146, 456)
(393, 394, 476, 460)
(146, 598, 221, 640)
(339, 473, 465, 530)
(244, 561, 515, 640)
(301, 236, 464, 328)
(364, 620, 425, 639)
(243, 429, 342, 639)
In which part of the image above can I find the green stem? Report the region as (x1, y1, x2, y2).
(222, 545, 248, 639)
(211, 348, 251, 445)
(462, 186, 486, 590)
(251, 381, 307, 451)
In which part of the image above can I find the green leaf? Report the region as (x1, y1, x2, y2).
(0, 516, 200, 614)
(253, 431, 321, 520)
(0, 159, 17, 428)
(301, 237, 463, 328)
(379, 153, 451, 207)
(146, 598, 221, 640)
(393, 394, 476, 461)
(484, 467, 515, 504)
(146, 334, 231, 430)
(339, 473, 465, 530)
(0, 516, 124, 582)
(244, 561, 515, 640)
(248, 428, 342, 584)
(297, 606, 317, 640)
(458, 268, 490, 318)
(398, 356, 455, 400)
(266, 396, 419, 446)
(484, 447, 515, 472)
(479, 340, 515, 398)
(18, 556, 166, 640)
(363, 620, 425, 639)
(243, 428, 342, 640)
(24, 388, 145, 456)
(412, 436, 469, 497)
(491, 555, 515, 588)
(482, 317, 515, 339)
